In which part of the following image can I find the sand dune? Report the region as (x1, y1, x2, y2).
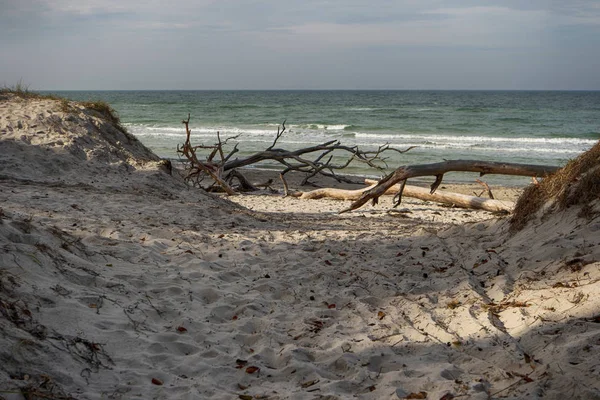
(1, 93, 598, 399)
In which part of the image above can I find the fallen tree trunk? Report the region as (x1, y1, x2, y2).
(364, 179, 514, 212)
(298, 180, 514, 212)
(341, 160, 559, 213)
(298, 185, 373, 200)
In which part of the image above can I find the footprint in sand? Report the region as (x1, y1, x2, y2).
(197, 287, 221, 304)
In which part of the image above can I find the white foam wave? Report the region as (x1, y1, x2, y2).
(126, 123, 356, 141)
(125, 123, 595, 157)
(386, 143, 586, 155)
(126, 124, 278, 137)
(354, 132, 596, 146)
(324, 124, 349, 130)
(288, 124, 350, 131)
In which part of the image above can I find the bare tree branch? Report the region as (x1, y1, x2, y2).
(176, 114, 237, 195)
(178, 117, 415, 192)
(340, 160, 559, 213)
(476, 179, 495, 199)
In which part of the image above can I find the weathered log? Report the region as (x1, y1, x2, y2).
(299, 185, 373, 200)
(364, 179, 514, 212)
(341, 160, 559, 213)
(299, 180, 514, 212)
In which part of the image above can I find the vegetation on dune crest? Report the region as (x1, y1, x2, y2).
(79, 101, 124, 130)
(1, 81, 63, 102)
(510, 141, 600, 231)
(1, 81, 127, 134)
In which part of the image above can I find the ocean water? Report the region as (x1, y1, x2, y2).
(47, 90, 599, 185)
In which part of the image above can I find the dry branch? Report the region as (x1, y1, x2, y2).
(225, 169, 259, 192)
(177, 115, 237, 195)
(178, 117, 414, 191)
(476, 179, 494, 199)
(223, 142, 414, 186)
(340, 160, 559, 213)
(365, 179, 514, 212)
(221, 120, 416, 185)
(298, 179, 515, 212)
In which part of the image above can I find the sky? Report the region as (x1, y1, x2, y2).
(1, 0, 600, 90)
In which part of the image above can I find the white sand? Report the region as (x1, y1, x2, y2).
(1, 93, 599, 400)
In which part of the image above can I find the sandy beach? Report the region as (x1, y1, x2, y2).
(1, 93, 599, 400)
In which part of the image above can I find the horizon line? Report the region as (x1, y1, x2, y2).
(39, 88, 600, 92)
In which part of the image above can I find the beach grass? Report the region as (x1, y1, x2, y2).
(511, 140, 600, 230)
(79, 101, 123, 128)
(0, 80, 64, 101)
(1, 82, 127, 134)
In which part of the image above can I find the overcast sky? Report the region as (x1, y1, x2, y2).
(1, 0, 599, 90)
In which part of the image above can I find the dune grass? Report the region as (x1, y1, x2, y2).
(79, 101, 122, 125)
(80, 101, 128, 134)
(1, 81, 64, 101)
(1, 82, 127, 133)
(510, 141, 600, 231)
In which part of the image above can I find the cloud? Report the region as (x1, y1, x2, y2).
(37, 0, 215, 16)
(250, 6, 548, 52)
(40, 0, 135, 15)
(1, 0, 599, 89)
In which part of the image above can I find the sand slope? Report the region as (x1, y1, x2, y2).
(0, 94, 598, 400)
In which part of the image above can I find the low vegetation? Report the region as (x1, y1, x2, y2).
(79, 101, 126, 133)
(510, 140, 600, 231)
(0, 81, 63, 101)
(1, 82, 126, 134)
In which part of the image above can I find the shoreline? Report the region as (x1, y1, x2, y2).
(44, 90, 597, 174)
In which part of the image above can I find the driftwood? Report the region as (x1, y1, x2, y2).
(475, 178, 494, 199)
(225, 170, 276, 192)
(340, 160, 559, 213)
(176, 118, 561, 213)
(222, 122, 414, 187)
(178, 117, 414, 192)
(298, 179, 514, 212)
(177, 115, 237, 195)
(364, 179, 514, 212)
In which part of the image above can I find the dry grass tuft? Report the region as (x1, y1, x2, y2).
(510, 141, 600, 231)
(1, 82, 129, 135)
(0, 81, 64, 102)
(80, 100, 127, 133)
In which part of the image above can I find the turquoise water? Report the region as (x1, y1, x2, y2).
(46, 90, 598, 184)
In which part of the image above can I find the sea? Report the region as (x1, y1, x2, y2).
(45, 90, 599, 185)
